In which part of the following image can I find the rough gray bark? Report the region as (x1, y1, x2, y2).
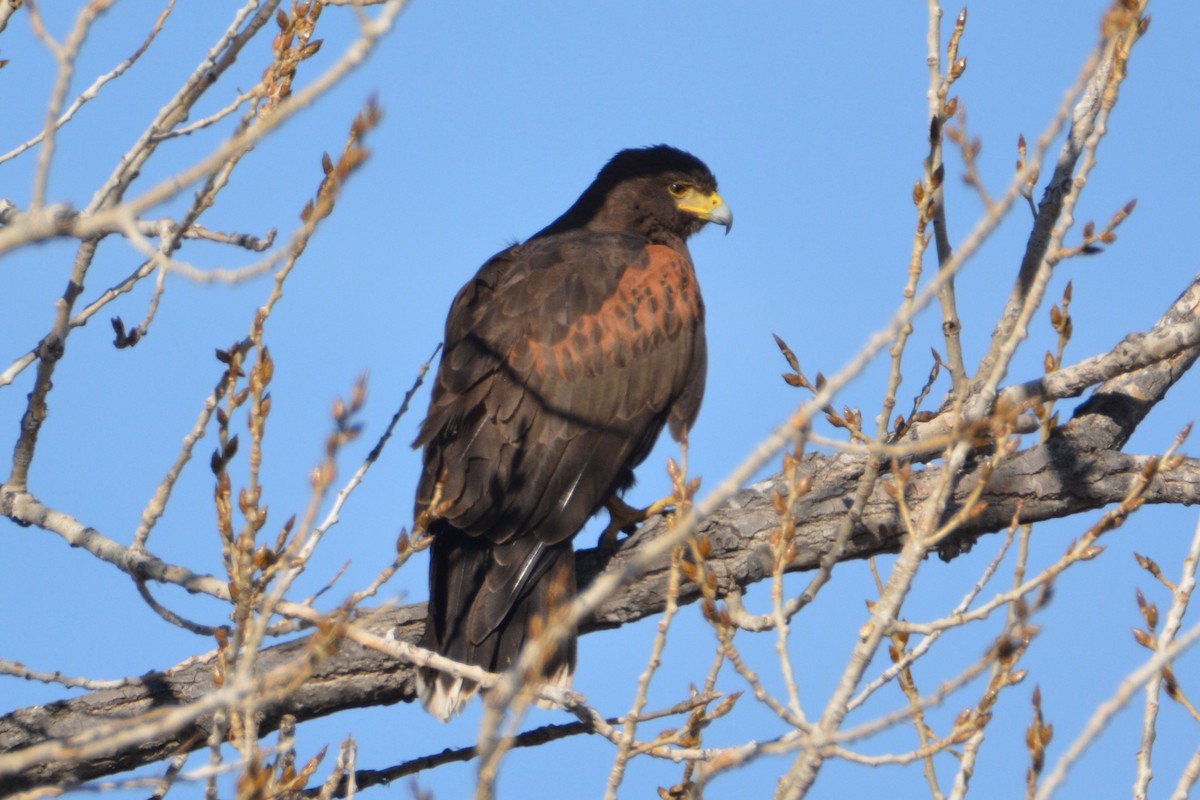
(3, 446, 1198, 792)
(2, 274, 1198, 794)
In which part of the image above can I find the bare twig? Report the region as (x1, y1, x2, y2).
(0, 659, 143, 692)
(1133, 512, 1200, 798)
(927, 3, 970, 396)
(29, 0, 114, 209)
(0, 1, 176, 165)
(1035, 620, 1200, 800)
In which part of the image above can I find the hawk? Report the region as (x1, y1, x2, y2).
(414, 145, 730, 720)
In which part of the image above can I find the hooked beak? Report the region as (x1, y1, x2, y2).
(676, 189, 733, 234)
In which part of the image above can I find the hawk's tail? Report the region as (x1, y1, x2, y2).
(417, 530, 577, 721)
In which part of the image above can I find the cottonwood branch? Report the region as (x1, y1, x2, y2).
(4, 434, 1198, 793)
(3, 272, 1199, 793)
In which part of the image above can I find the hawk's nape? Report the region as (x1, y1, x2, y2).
(413, 145, 731, 720)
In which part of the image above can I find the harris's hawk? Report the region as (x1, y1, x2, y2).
(414, 145, 730, 720)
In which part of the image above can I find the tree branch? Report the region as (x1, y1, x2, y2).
(3, 434, 1198, 792)
(4, 261, 1199, 792)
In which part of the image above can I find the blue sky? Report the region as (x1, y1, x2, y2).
(2, 1, 1199, 798)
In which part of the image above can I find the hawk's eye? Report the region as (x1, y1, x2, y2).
(667, 182, 688, 198)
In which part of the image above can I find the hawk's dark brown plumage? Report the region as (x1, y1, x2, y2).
(414, 145, 730, 719)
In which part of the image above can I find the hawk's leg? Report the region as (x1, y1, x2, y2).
(598, 495, 675, 552)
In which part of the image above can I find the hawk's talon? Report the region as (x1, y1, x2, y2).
(598, 495, 675, 553)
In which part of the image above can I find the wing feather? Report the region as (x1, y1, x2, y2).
(415, 230, 705, 635)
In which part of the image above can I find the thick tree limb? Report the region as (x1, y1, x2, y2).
(3, 274, 1199, 794)
(903, 273, 1200, 453)
(1064, 274, 1200, 451)
(3, 436, 1198, 792)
